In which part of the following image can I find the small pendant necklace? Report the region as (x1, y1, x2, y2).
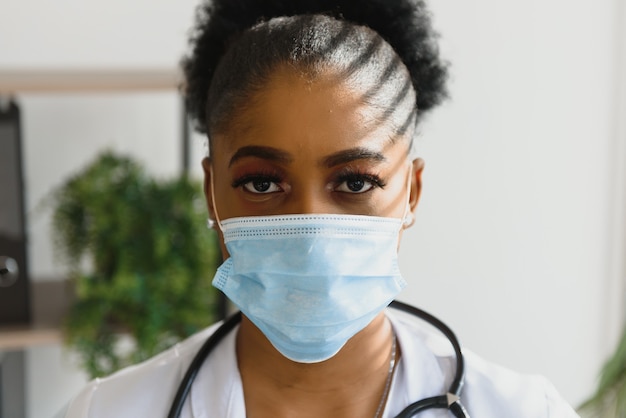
(373, 332, 398, 418)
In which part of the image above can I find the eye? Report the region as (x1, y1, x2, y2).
(232, 174, 283, 194)
(244, 178, 282, 194)
(334, 172, 385, 194)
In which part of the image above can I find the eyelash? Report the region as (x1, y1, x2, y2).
(334, 169, 387, 190)
(230, 169, 386, 194)
(231, 170, 283, 190)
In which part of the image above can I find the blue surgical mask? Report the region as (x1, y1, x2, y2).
(212, 213, 408, 363)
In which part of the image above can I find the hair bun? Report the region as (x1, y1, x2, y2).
(184, 0, 448, 133)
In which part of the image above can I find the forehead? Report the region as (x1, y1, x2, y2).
(213, 67, 410, 159)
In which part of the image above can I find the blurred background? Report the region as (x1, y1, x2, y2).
(0, 0, 624, 416)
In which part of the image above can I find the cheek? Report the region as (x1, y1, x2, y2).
(213, 181, 237, 219)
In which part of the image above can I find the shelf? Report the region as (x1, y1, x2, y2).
(0, 280, 73, 351)
(0, 69, 182, 94)
(0, 327, 62, 351)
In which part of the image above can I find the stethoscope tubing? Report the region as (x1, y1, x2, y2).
(389, 300, 469, 417)
(395, 396, 469, 418)
(167, 302, 469, 418)
(167, 311, 242, 418)
(389, 300, 466, 397)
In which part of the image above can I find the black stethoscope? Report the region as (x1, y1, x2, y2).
(167, 300, 470, 417)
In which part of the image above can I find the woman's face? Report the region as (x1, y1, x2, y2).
(203, 66, 423, 254)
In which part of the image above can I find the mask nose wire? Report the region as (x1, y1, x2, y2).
(208, 165, 224, 231)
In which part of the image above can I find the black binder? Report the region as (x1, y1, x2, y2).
(0, 99, 30, 325)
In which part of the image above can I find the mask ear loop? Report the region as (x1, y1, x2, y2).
(401, 162, 415, 228)
(207, 165, 224, 231)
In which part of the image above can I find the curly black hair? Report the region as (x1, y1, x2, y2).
(183, 0, 448, 138)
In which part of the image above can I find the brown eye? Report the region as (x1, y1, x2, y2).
(232, 172, 284, 194)
(334, 174, 380, 194)
(243, 178, 282, 194)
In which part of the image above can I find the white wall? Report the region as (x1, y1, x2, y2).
(397, 0, 624, 407)
(1, 0, 624, 414)
(0, 0, 199, 69)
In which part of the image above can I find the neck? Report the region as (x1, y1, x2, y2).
(236, 312, 397, 417)
(237, 313, 393, 418)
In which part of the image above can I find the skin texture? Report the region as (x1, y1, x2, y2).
(202, 66, 424, 417)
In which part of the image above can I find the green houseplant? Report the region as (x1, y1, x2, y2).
(52, 151, 219, 378)
(579, 325, 626, 417)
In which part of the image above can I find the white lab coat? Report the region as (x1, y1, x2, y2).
(57, 309, 579, 417)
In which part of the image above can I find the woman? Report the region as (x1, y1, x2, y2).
(59, 0, 579, 416)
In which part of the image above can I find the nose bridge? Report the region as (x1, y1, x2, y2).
(294, 188, 329, 215)
(290, 176, 331, 215)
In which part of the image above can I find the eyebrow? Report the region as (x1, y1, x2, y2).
(228, 145, 294, 167)
(321, 147, 386, 168)
(228, 145, 386, 168)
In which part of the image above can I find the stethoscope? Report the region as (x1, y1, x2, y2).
(167, 300, 470, 417)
